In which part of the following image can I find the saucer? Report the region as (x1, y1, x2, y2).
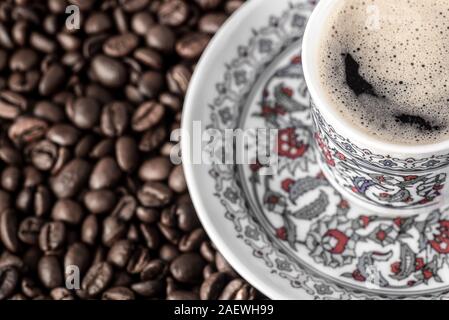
(182, 0, 449, 300)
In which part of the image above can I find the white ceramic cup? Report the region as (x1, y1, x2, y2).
(302, 0, 449, 216)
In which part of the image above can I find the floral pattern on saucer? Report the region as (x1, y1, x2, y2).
(206, 0, 449, 299)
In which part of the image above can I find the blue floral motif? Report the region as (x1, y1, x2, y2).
(234, 70, 248, 86)
(381, 160, 397, 168)
(224, 187, 238, 203)
(259, 39, 273, 53)
(219, 108, 233, 124)
(245, 226, 260, 241)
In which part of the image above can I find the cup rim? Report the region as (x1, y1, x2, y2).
(302, 0, 449, 155)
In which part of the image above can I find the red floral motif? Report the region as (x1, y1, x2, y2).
(291, 55, 302, 65)
(281, 178, 295, 192)
(276, 227, 287, 241)
(250, 161, 262, 172)
(415, 258, 425, 271)
(376, 230, 387, 241)
(429, 220, 449, 254)
(338, 199, 349, 209)
(281, 87, 293, 97)
(390, 262, 401, 275)
(335, 152, 346, 161)
(359, 215, 370, 228)
(351, 186, 359, 193)
(277, 128, 308, 159)
(261, 105, 286, 116)
(314, 133, 335, 166)
(393, 218, 403, 227)
(324, 229, 349, 254)
(404, 175, 418, 181)
(422, 268, 434, 280)
(433, 184, 444, 191)
(266, 195, 280, 205)
(352, 270, 366, 282)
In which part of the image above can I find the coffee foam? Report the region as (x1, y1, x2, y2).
(319, 0, 449, 145)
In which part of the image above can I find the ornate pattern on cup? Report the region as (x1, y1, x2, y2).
(311, 102, 448, 210)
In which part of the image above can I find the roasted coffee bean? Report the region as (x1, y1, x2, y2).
(102, 287, 135, 300)
(18, 217, 44, 246)
(218, 278, 245, 300)
(90, 157, 122, 190)
(67, 97, 101, 130)
(168, 165, 187, 193)
(81, 215, 99, 245)
(64, 242, 91, 278)
(107, 240, 134, 269)
(47, 124, 80, 146)
(0, 209, 20, 253)
(134, 48, 163, 70)
(50, 287, 75, 300)
(158, 0, 189, 27)
(101, 101, 129, 137)
(38, 255, 63, 289)
(215, 252, 238, 278)
(91, 55, 128, 88)
(132, 101, 165, 132)
(84, 190, 117, 215)
(30, 140, 58, 171)
(139, 124, 166, 152)
(131, 12, 154, 35)
(136, 207, 160, 224)
(1, 166, 21, 192)
(90, 139, 115, 159)
(22, 278, 43, 299)
(200, 241, 216, 263)
(52, 199, 84, 225)
(200, 272, 228, 300)
(104, 33, 139, 58)
(141, 259, 167, 281)
(85, 12, 112, 34)
(140, 224, 160, 250)
(199, 13, 227, 34)
(102, 216, 127, 247)
(225, 0, 245, 14)
(167, 64, 192, 95)
(175, 202, 200, 232)
(179, 228, 207, 252)
(0, 267, 19, 300)
(33, 101, 64, 123)
(146, 25, 175, 53)
(138, 71, 164, 99)
(82, 262, 114, 297)
(159, 243, 180, 262)
(176, 33, 210, 60)
(126, 246, 150, 274)
(170, 253, 205, 284)
(195, 0, 223, 10)
(167, 290, 199, 300)
(39, 64, 66, 96)
(139, 157, 172, 182)
(39, 221, 66, 253)
(8, 116, 48, 146)
(131, 280, 163, 297)
(137, 182, 173, 208)
(50, 159, 91, 198)
(116, 136, 139, 173)
(112, 195, 137, 221)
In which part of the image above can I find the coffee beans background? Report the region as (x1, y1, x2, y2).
(0, 0, 264, 300)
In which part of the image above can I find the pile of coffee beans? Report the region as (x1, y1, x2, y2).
(0, 0, 262, 300)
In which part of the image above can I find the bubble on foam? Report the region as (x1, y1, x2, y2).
(319, 0, 449, 145)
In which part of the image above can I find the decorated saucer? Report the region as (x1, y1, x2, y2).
(182, 0, 449, 300)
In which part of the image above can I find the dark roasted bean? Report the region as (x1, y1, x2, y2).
(0, 267, 19, 300)
(200, 272, 228, 300)
(38, 256, 63, 289)
(82, 262, 114, 297)
(102, 287, 135, 300)
(52, 199, 84, 225)
(0, 209, 20, 253)
(170, 253, 205, 284)
(137, 182, 173, 208)
(50, 159, 91, 198)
